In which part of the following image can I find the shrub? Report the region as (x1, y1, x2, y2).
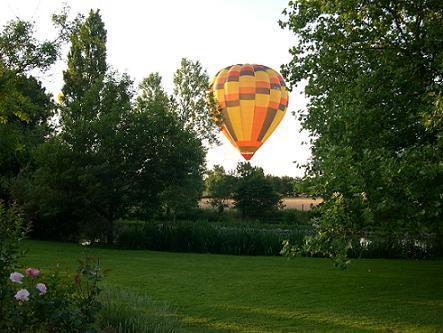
(0, 201, 29, 279)
(0, 201, 103, 332)
(2, 257, 102, 333)
(97, 287, 182, 333)
(233, 171, 281, 219)
(0, 201, 30, 328)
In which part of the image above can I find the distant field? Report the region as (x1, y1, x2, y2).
(24, 240, 443, 333)
(199, 197, 323, 211)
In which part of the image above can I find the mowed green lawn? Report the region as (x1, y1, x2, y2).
(23, 240, 443, 333)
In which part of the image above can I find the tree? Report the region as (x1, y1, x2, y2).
(136, 73, 170, 109)
(0, 19, 58, 74)
(266, 175, 300, 197)
(0, 71, 54, 202)
(6, 10, 208, 240)
(130, 73, 205, 221)
(60, 9, 108, 150)
(205, 165, 236, 214)
(17, 10, 134, 242)
(0, 19, 59, 202)
(58, 10, 133, 242)
(280, 0, 443, 262)
(233, 162, 281, 219)
(173, 58, 222, 144)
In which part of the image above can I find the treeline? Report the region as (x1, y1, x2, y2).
(204, 163, 304, 217)
(0, 10, 219, 242)
(0, 9, 305, 245)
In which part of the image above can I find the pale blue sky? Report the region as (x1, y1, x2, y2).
(0, 0, 311, 177)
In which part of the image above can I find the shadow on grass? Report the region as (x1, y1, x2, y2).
(180, 302, 442, 333)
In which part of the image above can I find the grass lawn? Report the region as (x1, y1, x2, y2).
(23, 240, 443, 333)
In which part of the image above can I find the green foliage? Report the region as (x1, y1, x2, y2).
(60, 9, 110, 148)
(15, 12, 205, 242)
(0, 201, 103, 332)
(160, 182, 203, 223)
(0, 19, 58, 73)
(281, 195, 442, 265)
(0, 203, 27, 266)
(61, 10, 107, 106)
(134, 74, 205, 221)
(0, 19, 58, 203)
(136, 73, 170, 109)
(280, 0, 443, 264)
(0, 15, 57, 208)
(281, 193, 356, 269)
(97, 287, 182, 333)
(16, 10, 133, 243)
(0, 202, 30, 321)
(265, 175, 300, 196)
(205, 165, 236, 214)
(2, 258, 102, 333)
(233, 163, 281, 219)
(173, 58, 221, 144)
(204, 165, 308, 218)
(278, 209, 313, 225)
(1, 11, 207, 242)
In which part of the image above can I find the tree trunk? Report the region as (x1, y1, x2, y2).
(107, 219, 114, 245)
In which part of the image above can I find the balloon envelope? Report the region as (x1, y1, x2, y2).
(210, 64, 288, 160)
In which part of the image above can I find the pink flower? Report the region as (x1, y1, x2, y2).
(25, 267, 40, 278)
(15, 289, 30, 302)
(35, 283, 47, 295)
(9, 272, 24, 284)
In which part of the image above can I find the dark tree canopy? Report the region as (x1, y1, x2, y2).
(15, 10, 132, 241)
(205, 165, 236, 214)
(10, 10, 206, 241)
(0, 18, 59, 202)
(233, 163, 281, 219)
(0, 69, 53, 202)
(131, 74, 205, 221)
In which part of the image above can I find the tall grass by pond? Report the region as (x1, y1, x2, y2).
(111, 219, 442, 259)
(114, 220, 308, 256)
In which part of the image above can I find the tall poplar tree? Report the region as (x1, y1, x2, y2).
(23, 10, 133, 241)
(173, 58, 222, 144)
(60, 9, 108, 150)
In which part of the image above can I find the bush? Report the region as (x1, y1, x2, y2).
(97, 287, 182, 333)
(0, 201, 29, 285)
(2, 258, 102, 333)
(233, 167, 281, 219)
(0, 201, 103, 332)
(285, 193, 442, 264)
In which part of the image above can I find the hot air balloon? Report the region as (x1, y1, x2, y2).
(209, 64, 288, 160)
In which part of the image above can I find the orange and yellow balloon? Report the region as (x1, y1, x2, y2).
(210, 64, 288, 160)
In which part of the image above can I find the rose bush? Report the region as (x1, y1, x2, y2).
(1, 201, 103, 332)
(3, 259, 103, 332)
(3, 260, 102, 333)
